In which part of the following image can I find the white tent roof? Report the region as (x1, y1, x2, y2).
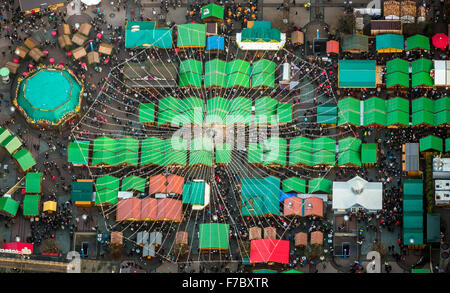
(235, 33, 286, 51)
(434, 60, 446, 86)
(81, 0, 101, 5)
(332, 176, 383, 211)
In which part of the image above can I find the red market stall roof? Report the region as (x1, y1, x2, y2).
(432, 33, 448, 50)
(117, 197, 182, 222)
(326, 40, 339, 54)
(283, 196, 324, 217)
(2, 242, 33, 254)
(249, 226, 262, 240)
(155, 198, 182, 222)
(250, 239, 290, 264)
(304, 197, 324, 217)
(141, 197, 157, 220)
(310, 231, 323, 245)
(149, 174, 184, 195)
(284, 197, 302, 216)
(116, 198, 141, 221)
(294, 232, 307, 247)
(264, 226, 277, 239)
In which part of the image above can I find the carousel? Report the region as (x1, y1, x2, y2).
(14, 67, 83, 128)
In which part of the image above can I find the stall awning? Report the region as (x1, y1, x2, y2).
(250, 239, 289, 264)
(206, 36, 224, 50)
(326, 40, 339, 54)
(338, 60, 376, 88)
(43, 201, 57, 212)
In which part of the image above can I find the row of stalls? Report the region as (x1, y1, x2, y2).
(70, 174, 211, 212)
(335, 96, 450, 127)
(138, 95, 293, 126)
(69, 135, 288, 168)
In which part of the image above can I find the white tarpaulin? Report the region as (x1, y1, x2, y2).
(354, 8, 381, 16)
(236, 33, 286, 51)
(149, 232, 162, 246)
(137, 231, 149, 246)
(434, 60, 446, 86)
(446, 61, 450, 86)
(81, 0, 101, 5)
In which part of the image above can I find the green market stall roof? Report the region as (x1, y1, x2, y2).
(252, 59, 276, 75)
(419, 135, 443, 152)
(252, 72, 275, 88)
(386, 58, 409, 75)
(248, 143, 263, 164)
(241, 21, 281, 42)
(182, 181, 206, 206)
(241, 176, 280, 216)
(406, 35, 430, 51)
(25, 172, 42, 194)
(227, 72, 250, 88)
(139, 103, 155, 123)
(227, 60, 251, 75)
(338, 97, 361, 126)
(0, 127, 12, 144)
(68, 141, 90, 165)
(72, 181, 93, 202)
(412, 72, 434, 88)
(95, 176, 119, 205)
(338, 60, 376, 88)
(121, 176, 146, 192)
(14, 68, 82, 126)
(412, 59, 433, 87)
(412, 58, 433, 75)
(96, 175, 120, 191)
(261, 137, 287, 166)
(386, 71, 409, 88)
(0, 135, 22, 154)
(177, 23, 206, 48)
(361, 143, 377, 164)
(282, 177, 306, 193)
(375, 34, 404, 52)
(386, 110, 409, 126)
(125, 22, 172, 48)
(412, 97, 434, 113)
(199, 223, 229, 250)
(387, 97, 409, 113)
(95, 189, 118, 205)
(201, 3, 224, 20)
(190, 150, 213, 166)
(403, 179, 424, 246)
(179, 59, 203, 75)
(23, 194, 40, 216)
(342, 34, 369, 52)
(12, 148, 36, 172)
(215, 143, 231, 164)
(426, 213, 440, 243)
(0, 197, 19, 217)
(277, 103, 293, 123)
(338, 150, 361, 167)
(317, 104, 337, 124)
(308, 178, 332, 194)
(412, 110, 435, 126)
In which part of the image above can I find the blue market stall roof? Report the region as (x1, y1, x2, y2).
(206, 36, 224, 50)
(241, 176, 281, 216)
(14, 68, 82, 126)
(338, 60, 376, 88)
(125, 21, 172, 48)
